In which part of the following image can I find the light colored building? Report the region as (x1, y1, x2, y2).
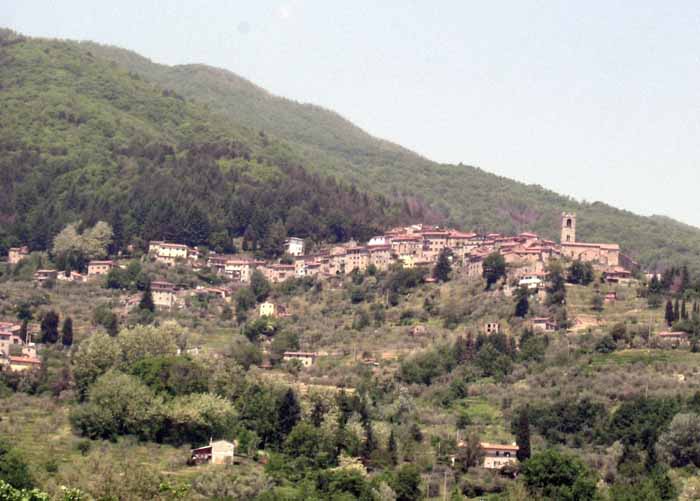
(190, 439, 236, 465)
(484, 322, 500, 335)
(149, 241, 199, 266)
(657, 331, 689, 347)
(87, 260, 115, 277)
(481, 442, 519, 469)
(0, 331, 23, 357)
(259, 301, 277, 317)
(283, 351, 318, 367)
(8, 356, 42, 372)
(261, 264, 295, 283)
(8, 246, 29, 265)
(285, 237, 305, 257)
(33, 269, 57, 284)
(224, 259, 255, 283)
(531, 317, 556, 333)
(518, 275, 543, 291)
(151, 281, 177, 308)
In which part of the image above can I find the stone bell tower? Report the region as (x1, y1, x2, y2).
(561, 212, 576, 244)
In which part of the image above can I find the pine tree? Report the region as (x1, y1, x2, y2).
(433, 249, 452, 282)
(139, 281, 155, 312)
(40, 310, 60, 344)
(515, 406, 531, 462)
(61, 317, 73, 347)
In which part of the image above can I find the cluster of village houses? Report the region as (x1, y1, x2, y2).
(8, 213, 636, 298)
(0, 322, 41, 372)
(119, 213, 633, 304)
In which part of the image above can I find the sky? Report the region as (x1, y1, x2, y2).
(3, 1, 700, 226)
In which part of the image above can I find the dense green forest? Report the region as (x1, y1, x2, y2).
(0, 29, 403, 256)
(75, 39, 700, 272)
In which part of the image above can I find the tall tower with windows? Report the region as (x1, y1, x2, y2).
(561, 212, 576, 243)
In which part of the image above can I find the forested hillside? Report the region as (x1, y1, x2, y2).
(0, 29, 403, 256)
(78, 40, 700, 272)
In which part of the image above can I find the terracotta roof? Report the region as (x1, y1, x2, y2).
(480, 442, 519, 451)
(658, 331, 688, 338)
(9, 356, 41, 365)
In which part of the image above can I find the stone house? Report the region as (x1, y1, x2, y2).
(657, 331, 689, 347)
(151, 281, 177, 308)
(259, 301, 277, 317)
(390, 234, 422, 256)
(149, 241, 199, 266)
(465, 255, 484, 279)
(285, 237, 305, 257)
(367, 245, 392, 271)
(261, 264, 295, 283)
(224, 259, 255, 283)
(87, 260, 115, 277)
(530, 317, 556, 333)
(8, 246, 29, 265)
(8, 356, 42, 372)
(283, 351, 318, 367)
(33, 269, 57, 284)
(480, 442, 519, 469)
(346, 246, 370, 273)
(190, 439, 236, 465)
(484, 322, 500, 335)
(0, 331, 23, 358)
(421, 231, 450, 258)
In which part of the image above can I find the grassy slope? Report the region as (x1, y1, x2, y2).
(78, 40, 700, 272)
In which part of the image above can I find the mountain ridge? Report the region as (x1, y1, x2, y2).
(2, 29, 700, 271)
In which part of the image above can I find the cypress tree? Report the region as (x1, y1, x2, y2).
(673, 298, 680, 322)
(681, 300, 688, 321)
(515, 406, 531, 462)
(388, 428, 398, 466)
(139, 281, 155, 312)
(40, 310, 60, 344)
(277, 388, 301, 444)
(61, 317, 73, 347)
(18, 320, 28, 344)
(359, 398, 377, 462)
(665, 300, 675, 326)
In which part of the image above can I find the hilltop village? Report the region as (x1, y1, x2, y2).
(8, 212, 636, 309)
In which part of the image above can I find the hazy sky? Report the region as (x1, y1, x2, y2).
(3, 1, 700, 226)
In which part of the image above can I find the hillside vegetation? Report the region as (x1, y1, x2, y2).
(77, 39, 700, 272)
(0, 29, 402, 256)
